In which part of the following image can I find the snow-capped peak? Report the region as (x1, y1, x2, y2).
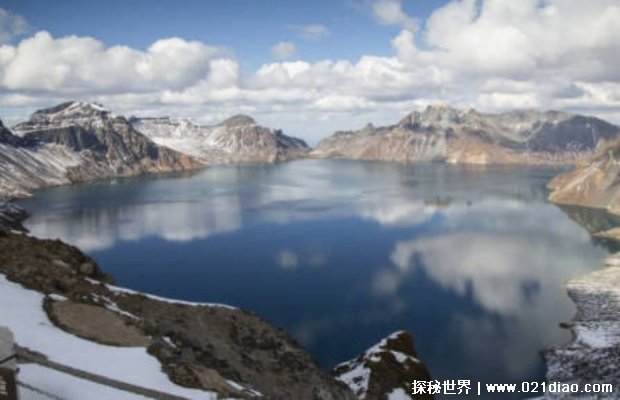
(37, 101, 110, 119)
(12, 101, 117, 134)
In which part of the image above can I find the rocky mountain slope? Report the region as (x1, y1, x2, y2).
(0, 229, 355, 399)
(131, 115, 310, 164)
(548, 136, 620, 215)
(3, 101, 202, 197)
(0, 119, 78, 197)
(0, 197, 28, 232)
(313, 105, 620, 165)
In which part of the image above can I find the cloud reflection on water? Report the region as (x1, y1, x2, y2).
(20, 160, 609, 385)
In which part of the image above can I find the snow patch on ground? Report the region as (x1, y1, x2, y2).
(101, 280, 238, 309)
(387, 387, 412, 400)
(574, 323, 620, 349)
(334, 362, 371, 398)
(0, 275, 218, 400)
(18, 364, 151, 400)
(92, 293, 140, 320)
(363, 331, 420, 365)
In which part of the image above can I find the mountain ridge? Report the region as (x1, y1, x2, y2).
(548, 135, 620, 215)
(0, 101, 203, 197)
(313, 105, 620, 165)
(131, 113, 310, 164)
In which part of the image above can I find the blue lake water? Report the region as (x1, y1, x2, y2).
(21, 159, 608, 396)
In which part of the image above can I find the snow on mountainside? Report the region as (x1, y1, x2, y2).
(333, 331, 432, 399)
(0, 276, 219, 400)
(131, 114, 310, 164)
(0, 231, 354, 399)
(0, 119, 78, 197)
(13, 101, 113, 133)
(0, 102, 202, 197)
(313, 105, 620, 165)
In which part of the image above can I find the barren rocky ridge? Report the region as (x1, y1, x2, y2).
(313, 105, 620, 165)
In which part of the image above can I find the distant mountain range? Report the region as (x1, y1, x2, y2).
(1, 102, 201, 197)
(313, 105, 620, 165)
(0, 102, 311, 197)
(130, 114, 310, 164)
(2, 101, 620, 198)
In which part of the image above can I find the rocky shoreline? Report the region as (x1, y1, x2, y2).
(545, 138, 620, 397)
(543, 255, 620, 399)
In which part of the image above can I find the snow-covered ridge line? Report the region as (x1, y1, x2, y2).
(1, 101, 203, 198)
(88, 278, 238, 310)
(131, 113, 310, 165)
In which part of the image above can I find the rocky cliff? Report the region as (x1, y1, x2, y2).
(131, 114, 310, 164)
(1, 102, 203, 197)
(313, 105, 620, 166)
(0, 119, 76, 197)
(0, 197, 28, 232)
(548, 137, 620, 215)
(14, 102, 202, 183)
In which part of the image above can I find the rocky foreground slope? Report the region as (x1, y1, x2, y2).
(313, 105, 620, 165)
(131, 115, 310, 164)
(0, 102, 202, 197)
(0, 199, 431, 399)
(0, 229, 354, 399)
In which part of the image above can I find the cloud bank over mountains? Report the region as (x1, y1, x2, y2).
(0, 0, 619, 142)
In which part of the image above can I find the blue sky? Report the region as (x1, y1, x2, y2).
(1, 0, 444, 71)
(0, 0, 619, 143)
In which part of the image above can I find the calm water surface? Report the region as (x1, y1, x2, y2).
(21, 160, 608, 396)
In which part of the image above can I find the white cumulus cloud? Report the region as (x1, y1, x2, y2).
(2, 1, 620, 143)
(0, 31, 226, 93)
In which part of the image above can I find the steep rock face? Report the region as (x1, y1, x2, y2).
(0, 119, 79, 197)
(0, 197, 28, 232)
(131, 114, 310, 164)
(12, 102, 202, 183)
(333, 331, 432, 399)
(314, 105, 620, 165)
(0, 119, 25, 147)
(548, 137, 620, 215)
